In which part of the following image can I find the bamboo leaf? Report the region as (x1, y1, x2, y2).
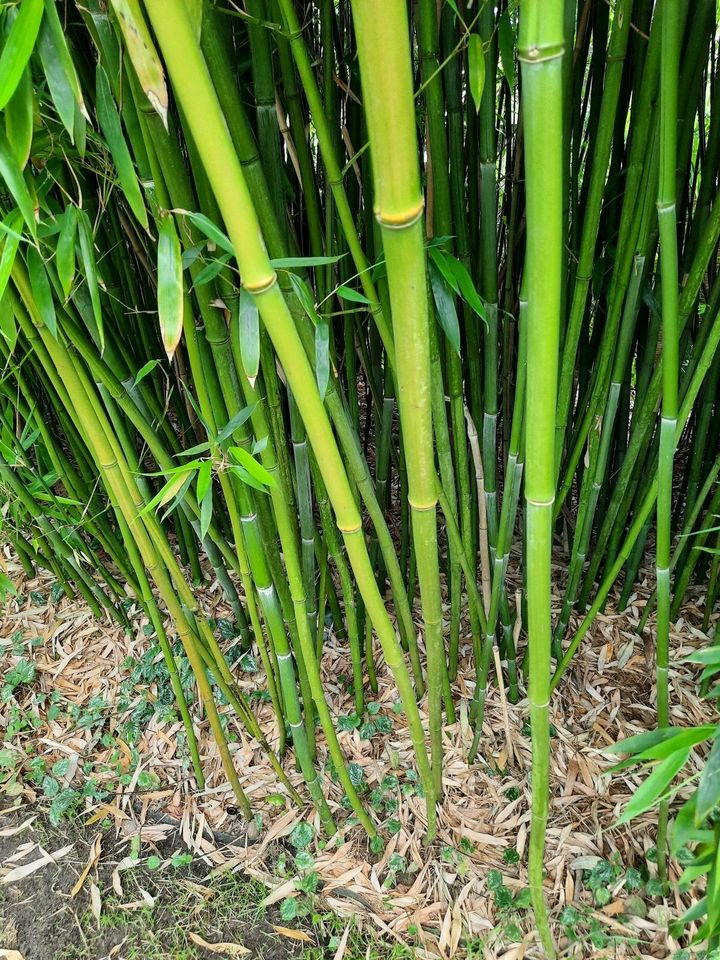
(315, 318, 330, 399)
(468, 34, 485, 113)
(0, 128, 36, 239)
(200, 484, 213, 541)
(498, 10, 516, 88)
(176, 210, 234, 255)
(192, 254, 231, 287)
(616, 749, 690, 825)
(213, 404, 256, 447)
(271, 254, 343, 268)
(229, 463, 270, 493)
(4, 64, 33, 169)
(157, 215, 183, 361)
(132, 359, 160, 387)
(26, 246, 57, 339)
(236, 287, 259, 382)
(137, 469, 194, 517)
(288, 272, 320, 324)
(430, 247, 486, 321)
(429, 260, 460, 355)
(38, 0, 87, 137)
(697, 737, 720, 824)
(0, 292, 17, 352)
(95, 66, 148, 229)
(55, 207, 77, 300)
(336, 285, 370, 305)
(631, 726, 717, 763)
(109, 0, 169, 127)
(229, 446, 275, 489)
(76, 210, 103, 352)
(196, 460, 212, 504)
(0, 0, 43, 111)
(160, 470, 195, 522)
(0, 212, 23, 301)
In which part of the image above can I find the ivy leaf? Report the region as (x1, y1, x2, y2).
(290, 821, 313, 850)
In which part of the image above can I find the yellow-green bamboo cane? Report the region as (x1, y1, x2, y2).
(140, 0, 437, 835)
(519, 0, 564, 953)
(349, 0, 446, 796)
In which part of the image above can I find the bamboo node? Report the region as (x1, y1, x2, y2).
(408, 498, 438, 513)
(525, 495, 555, 508)
(244, 274, 278, 295)
(375, 199, 425, 230)
(337, 520, 363, 534)
(518, 43, 565, 64)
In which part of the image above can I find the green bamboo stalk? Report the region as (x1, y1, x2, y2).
(141, 0, 437, 836)
(519, 0, 564, 951)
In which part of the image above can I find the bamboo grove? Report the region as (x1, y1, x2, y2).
(1, 0, 719, 947)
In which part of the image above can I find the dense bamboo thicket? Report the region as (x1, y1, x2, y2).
(1, 0, 719, 946)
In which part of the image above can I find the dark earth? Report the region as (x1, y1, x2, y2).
(0, 805, 302, 960)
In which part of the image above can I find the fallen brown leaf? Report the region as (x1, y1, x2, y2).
(188, 932, 250, 956)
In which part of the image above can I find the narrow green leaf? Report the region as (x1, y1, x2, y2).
(157, 215, 183, 361)
(132, 358, 160, 387)
(76, 210, 103, 351)
(697, 737, 720, 824)
(0, 0, 43, 111)
(271, 254, 343, 268)
(109, 0, 168, 127)
(429, 260, 460, 355)
(606, 727, 683, 756)
(192, 254, 231, 287)
(4, 64, 33, 169)
(137, 469, 193, 517)
(55, 206, 77, 299)
(315, 318, 330, 399)
(288, 272, 319, 323)
(498, 10, 516, 88)
(213, 404, 256, 447)
(196, 460, 212, 504)
(176, 209, 234, 255)
(160, 471, 195, 522)
(38, 0, 85, 138)
(200, 484, 213, 541)
(229, 446, 276, 488)
(95, 66, 148, 229)
(0, 128, 36, 238)
(337, 285, 371, 305)
(616, 749, 690, 825)
(0, 212, 23, 301)
(468, 34, 485, 113)
(0, 292, 17, 351)
(26, 246, 57, 339)
(237, 287, 259, 382)
(229, 463, 269, 493)
(682, 646, 720, 666)
(632, 726, 717, 762)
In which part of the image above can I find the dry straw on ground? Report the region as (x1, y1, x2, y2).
(1, 546, 717, 958)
